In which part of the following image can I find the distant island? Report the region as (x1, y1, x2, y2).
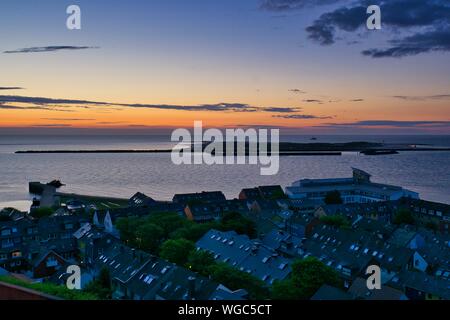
(14, 141, 450, 156)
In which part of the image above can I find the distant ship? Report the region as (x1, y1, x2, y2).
(310, 137, 317, 141)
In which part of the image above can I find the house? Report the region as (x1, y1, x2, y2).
(196, 229, 291, 285)
(90, 239, 243, 300)
(129, 192, 157, 207)
(239, 185, 285, 201)
(299, 224, 414, 287)
(390, 271, 450, 300)
(0, 215, 84, 272)
(32, 250, 68, 279)
(348, 277, 407, 300)
(261, 229, 303, 258)
(172, 191, 226, 205)
(184, 200, 249, 223)
(286, 168, 419, 203)
(311, 284, 353, 300)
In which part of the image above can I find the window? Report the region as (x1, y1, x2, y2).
(1, 229, 11, 236)
(12, 251, 22, 258)
(0, 253, 8, 260)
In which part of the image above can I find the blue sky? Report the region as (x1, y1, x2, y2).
(1, 0, 449, 134)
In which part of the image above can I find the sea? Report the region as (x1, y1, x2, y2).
(0, 134, 449, 211)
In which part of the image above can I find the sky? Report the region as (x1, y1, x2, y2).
(0, 0, 449, 134)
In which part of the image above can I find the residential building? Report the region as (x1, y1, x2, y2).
(286, 168, 419, 203)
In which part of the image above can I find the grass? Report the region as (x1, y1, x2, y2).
(0, 275, 99, 300)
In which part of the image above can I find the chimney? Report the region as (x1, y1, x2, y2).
(188, 276, 196, 300)
(131, 248, 136, 259)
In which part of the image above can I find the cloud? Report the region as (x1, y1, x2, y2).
(0, 87, 23, 90)
(305, 0, 450, 57)
(3, 46, 99, 54)
(302, 99, 323, 103)
(288, 89, 306, 94)
(350, 99, 364, 102)
(0, 95, 297, 114)
(392, 94, 450, 101)
(41, 118, 96, 121)
(262, 107, 302, 112)
(260, 0, 342, 11)
(0, 103, 75, 112)
(320, 120, 450, 128)
(31, 124, 73, 127)
(273, 114, 333, 119)
(362, 30, 450, 58)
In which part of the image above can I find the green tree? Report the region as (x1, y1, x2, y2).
(135, 223, 165, 253)
(393, 208, 415, 225)
(320, 215, 350, 228)
(272, 257, 341, 300)
(324, 190, 343, 205)
(207, 263, 270, 300)
(186, 250, 216, 276)
(160, 239, 196, 265)
(31, 207, 55, 219)
(219, 212, 257, 238)
(116, 216, 141, 244)
(85, 267, 112, 299)
(169, 222, 217, 242)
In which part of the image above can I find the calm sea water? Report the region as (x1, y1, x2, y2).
(0, 135, 449, 211)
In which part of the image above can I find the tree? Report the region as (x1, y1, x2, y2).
(320, 215, 350, 228)
(159, 239, 196, 265)
(145, 212, 189, 238)
(135, 223, 165, 253)
(324, 190, 343, 205)
(30, 207, 54, 219)
(393, 208, 414, 225)
(186, 250, 216, 276)
(85, 267, 112, 299)
(169, 222, 217, 242)
(207, 263, 270, 300)
(271, 257, 341, 300)
(219, 212, 257, 238)
(116, 216, 141, 244)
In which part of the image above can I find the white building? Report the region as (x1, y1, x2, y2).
(286, 168, 419, 204)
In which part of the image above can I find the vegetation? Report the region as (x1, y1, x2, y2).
(393, 208, 415, 225)
(324, 190, 343, 205)
(207, 263, 270, 300)
(160, 239, 196, 265)
(30, 207, 55, 219)
(0, 275, 98, 300)
(84, 267, 113, 299)
(320, 215, 350, 228)
(271, 257, 341, 300)
(117, 211, 256, 254)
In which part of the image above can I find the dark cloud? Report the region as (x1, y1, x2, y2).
(0, 95, 296, 113)
(273, 114, 333, 119)
(260, 0, 341, 11)
(0, 87, 24, 90)
(321, 120, 450, 128)
(350, 99, 364, 102)
(263, 107, 302, 112)
(305, 0, 450, 58)
(288, 89, 306, 94)
(3, 46, 99, 54)
(303, 99, 323, 103)
(392, 94, 450, 101)
(362, 30, 450, 58)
